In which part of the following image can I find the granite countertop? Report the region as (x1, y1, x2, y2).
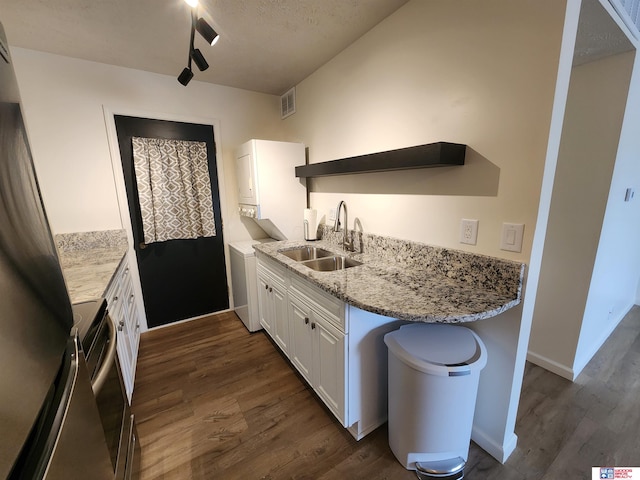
(55, 230, 128, 303)
(254, 230, 525, 323)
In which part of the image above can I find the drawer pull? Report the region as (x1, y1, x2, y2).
(265, 284, 269, 290)
(304, 317, 309, 325)
(311, 322, 316, 330)
(269, 287, 272, 293)
(117, 320, 124, 332)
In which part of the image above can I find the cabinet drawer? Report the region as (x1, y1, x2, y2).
(290, 275, 345, 332)
(257, 257, 286, 286)
(104, 254, 140, 402)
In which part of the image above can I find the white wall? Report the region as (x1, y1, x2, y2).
(527, 0, 640, 381)
(528, 51, 635, 377)
(11, 48, 282, 243)
(281, 0, 566, 462)
(575, 49, 640, 374)
(286, 0, 565, 262)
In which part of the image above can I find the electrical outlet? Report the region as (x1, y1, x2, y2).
(460, 219, 478, 245)
(329, 208, 336, 222)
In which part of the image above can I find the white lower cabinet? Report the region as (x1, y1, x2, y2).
(313, 314, 346, 423)
(289, 289, 346, 425)
(257, 252, 405, 440)
(105, 253, 141, 402)
(289, 295, 314, 382)
(257, 259, 289, 354)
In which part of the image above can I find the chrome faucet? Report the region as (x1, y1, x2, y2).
(334, 200, 354, 251)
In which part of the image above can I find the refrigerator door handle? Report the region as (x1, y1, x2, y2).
(91, 316, 117, 395)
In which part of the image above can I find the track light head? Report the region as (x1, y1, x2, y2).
(191, 48, 209, 71)
(196, 18, 220, 46)
(177, 67, 194, 86)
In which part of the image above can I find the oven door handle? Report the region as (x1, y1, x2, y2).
(92, 315, 117, 395)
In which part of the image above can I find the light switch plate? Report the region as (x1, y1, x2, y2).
(624, 188, 635, 202)
(460, 219, 478, 245)
(500, 223, 524, 252)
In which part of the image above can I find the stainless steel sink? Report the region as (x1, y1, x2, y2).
(301, 256, 363, 272)
(279, 246, 334, 262)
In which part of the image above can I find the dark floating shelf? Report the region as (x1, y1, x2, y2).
(295, 141, 466, 178)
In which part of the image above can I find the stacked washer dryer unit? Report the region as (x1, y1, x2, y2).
(230, 139, 306, 332)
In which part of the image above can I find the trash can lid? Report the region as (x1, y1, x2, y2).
(384, 323, 487, 376)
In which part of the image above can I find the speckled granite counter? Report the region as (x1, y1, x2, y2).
(254, 228, 525, 323)
(55, 230, 128, 303)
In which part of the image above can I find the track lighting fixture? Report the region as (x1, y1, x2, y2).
(177, 4, 219, 86)
(191, 48, 209, 71)
(196, 18, 220, 46)
(178, 67, 194, 86)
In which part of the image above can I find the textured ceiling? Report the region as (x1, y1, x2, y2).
(0, 0, 409, 95)
(574, 0, 635, 65)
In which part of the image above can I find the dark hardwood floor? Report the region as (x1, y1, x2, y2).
(131, 306, 640, 479)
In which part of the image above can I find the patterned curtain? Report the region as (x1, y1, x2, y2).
(132, 137, 216, 244)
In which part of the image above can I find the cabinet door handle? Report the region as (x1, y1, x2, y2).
(265, 284, 269, 290)
(117, 320, 124, 331)
(304, 317, 309, 325)
(269, 287, 272, 293)
(311, 322, 316, 330)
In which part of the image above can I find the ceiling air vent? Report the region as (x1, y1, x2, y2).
(281, 87, 296, 119)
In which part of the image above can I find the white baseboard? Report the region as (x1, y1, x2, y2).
(471, 427, 518, 464)
(347, 419, 385, 441)
(147, 307, 233, 331)
(526, 351, 575, 380)
(527, 302, 634, 381)
(572, 303, 632, 377)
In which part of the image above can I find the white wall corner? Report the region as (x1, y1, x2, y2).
(573, 301, 636, 377)
(526, 350, 575, 381)
(471, 427, 518, 464)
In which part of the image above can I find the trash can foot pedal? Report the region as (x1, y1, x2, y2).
(415, 457, 465, 480)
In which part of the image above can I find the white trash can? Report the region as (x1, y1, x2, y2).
(384, 323, 487, 478)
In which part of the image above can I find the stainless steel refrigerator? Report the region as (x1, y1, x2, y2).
(0, 22, 114, 479)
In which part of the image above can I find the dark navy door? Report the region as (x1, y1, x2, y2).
(114, 115, 228, 328)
